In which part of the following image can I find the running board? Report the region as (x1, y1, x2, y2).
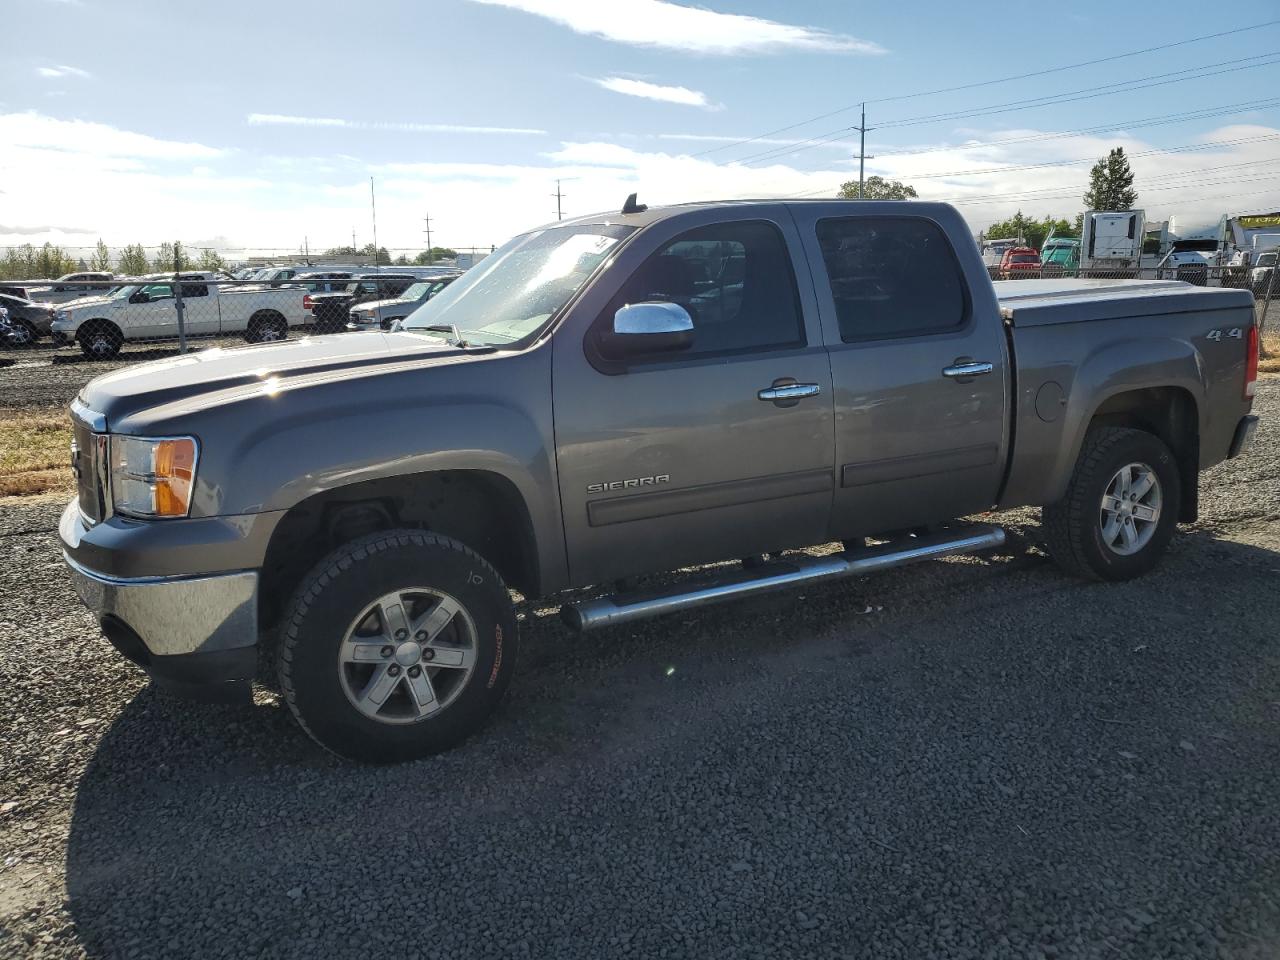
(561, 524, 1006, 632)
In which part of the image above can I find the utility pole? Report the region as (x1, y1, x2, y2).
(854, 102, 874, 199)
(423, 214, 434, 264)
(370, 177, 381, 279)
(352, 227, 358, 256)
(552, 179, 565, 221)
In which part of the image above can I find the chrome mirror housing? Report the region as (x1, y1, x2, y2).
(608, 301, 694, 356)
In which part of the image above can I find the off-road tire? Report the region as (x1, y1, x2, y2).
(78, 321, 122, 359)
(1042, 426, 1181, 582)
(246, 311, 288, 343)
(278, 529, 518, 763)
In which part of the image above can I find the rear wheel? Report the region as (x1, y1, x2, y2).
(78, 321, 122, 359)
(278, 530, 518, 763)
(1042, 426, 1181, 581)
(246, 312, 288, 343)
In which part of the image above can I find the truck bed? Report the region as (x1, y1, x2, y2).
(996, 279, 1254, 327)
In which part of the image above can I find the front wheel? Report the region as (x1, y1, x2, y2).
(1042, 426, 1181, 581)
(278, 530, 518, 762)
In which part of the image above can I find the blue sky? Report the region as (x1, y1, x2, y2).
(4, 0, 1280, 255)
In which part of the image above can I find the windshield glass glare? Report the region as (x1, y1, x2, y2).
(402, 224, 634, 345)
(109, 284, 139, 300)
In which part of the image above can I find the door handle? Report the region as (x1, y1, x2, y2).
(758, 383, 821, 402)
(942, 360, 994, 381)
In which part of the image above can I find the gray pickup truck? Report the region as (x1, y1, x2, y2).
(59, 199, 1260, 762)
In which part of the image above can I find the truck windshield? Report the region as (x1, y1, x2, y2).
(401, 223, 635, 346)
(109, 284, 139, 300)
(1172, 239, 1218, 253)
(1257, 253, 1277, 267)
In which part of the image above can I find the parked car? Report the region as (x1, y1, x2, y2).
(1251, 250, 1277, 297)
(346, 275, 461, 330)
(58, 199, 1259, 763)
(23, 272, 116, 305)
(306, 274, 419, 333)
(998, 247, 1042, 279)
(50, 271, 310, 357)
(293, 271, 356, 295)
(0, 292, 59, 347)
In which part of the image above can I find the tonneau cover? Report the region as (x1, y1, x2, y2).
(996, 279, 1254, 327)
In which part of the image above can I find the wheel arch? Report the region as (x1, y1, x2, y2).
(259, 469, 542, 629)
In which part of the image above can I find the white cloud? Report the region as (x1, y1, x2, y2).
(592, 77, 716, 109)
(3, 111, 1277, 258)
(1, 111, 223, 160)
(36, 64, 91, 79)
(246, 114, 547, 135)
(468, 0, 885, 55)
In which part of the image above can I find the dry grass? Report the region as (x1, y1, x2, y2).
(1261, 329, 1280, 374)
(0, 409, 73, 498)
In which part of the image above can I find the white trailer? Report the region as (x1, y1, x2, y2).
(1080, 210, 1145, 276)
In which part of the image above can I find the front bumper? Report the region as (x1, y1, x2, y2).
(65, 552, 259, 702)
(59, 499, 274, 701)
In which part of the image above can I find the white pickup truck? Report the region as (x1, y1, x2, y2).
(51, 272, 310, 358)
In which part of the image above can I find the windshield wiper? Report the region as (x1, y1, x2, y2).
(423, 323, 467, 346)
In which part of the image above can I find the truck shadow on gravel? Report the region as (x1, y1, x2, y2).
(61, 527, 1280, 959)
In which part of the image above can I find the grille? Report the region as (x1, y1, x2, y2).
(71, 408, 109, 523)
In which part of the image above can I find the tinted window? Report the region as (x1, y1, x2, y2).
(180, 282, 209, 298)
(607, 220, 802, 358)
(139, 283, 174, 301)
(817, 217, 966, 342)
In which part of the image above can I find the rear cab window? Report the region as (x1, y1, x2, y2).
(815, 217, 968, 342)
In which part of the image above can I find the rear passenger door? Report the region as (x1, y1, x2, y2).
(793, 209, 1010, 539)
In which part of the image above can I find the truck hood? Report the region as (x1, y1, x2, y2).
(349, 296, 412, 313)
(79, 330, 480, 428)
(59, 295, 119, 314)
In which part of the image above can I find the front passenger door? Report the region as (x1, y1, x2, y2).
(553, 212, 835, 585)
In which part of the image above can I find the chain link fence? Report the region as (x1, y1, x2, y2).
(0, 249, 1275, 362)
(0, 267, 469, 359)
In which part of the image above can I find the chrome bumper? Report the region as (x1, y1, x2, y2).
(65, 552, 259, 658)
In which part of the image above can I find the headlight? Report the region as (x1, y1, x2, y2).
(55, 310, 68, 321)
(109, 436, 198, 518)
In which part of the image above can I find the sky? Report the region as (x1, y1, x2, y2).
(3, 0, 1280, 258)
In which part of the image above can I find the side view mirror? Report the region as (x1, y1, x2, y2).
(605, 301, 694, 357)
(130, 291, 150, 304)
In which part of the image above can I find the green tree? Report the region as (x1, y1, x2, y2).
(414, 247, 458, 264)
(1083, 147, 1138, 211)
(152, 242, 193, 273)
(322, 243, 392, 264)
(837, 175, 919, 200)
(90, 239, 112, 272)
(984, 212, 1076, 251)
(197, 248, 227, 272)
(117, 244, 150, 276)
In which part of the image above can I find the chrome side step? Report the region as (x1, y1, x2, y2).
(562, 524, 1006, 632)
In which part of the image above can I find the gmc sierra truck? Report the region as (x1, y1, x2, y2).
(59, 199, 1260, 763)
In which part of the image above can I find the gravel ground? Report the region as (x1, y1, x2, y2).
(1, 368, 1278, 959)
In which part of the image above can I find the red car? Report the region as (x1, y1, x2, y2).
(999, 247, 1042, 279)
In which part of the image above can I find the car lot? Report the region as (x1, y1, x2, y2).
(0, 329, 1278, 958)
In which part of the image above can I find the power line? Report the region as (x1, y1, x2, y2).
(738, 98, 1280, 196)
(726, 51, 1280, 167)
(876, 52, 1280, 129)
(689, 18, 1280, 158)
(783, 136, 1280, 200)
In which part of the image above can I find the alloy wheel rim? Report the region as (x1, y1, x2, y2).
(337, 587, 478, 724)
(1099, 462, 1161, 556)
